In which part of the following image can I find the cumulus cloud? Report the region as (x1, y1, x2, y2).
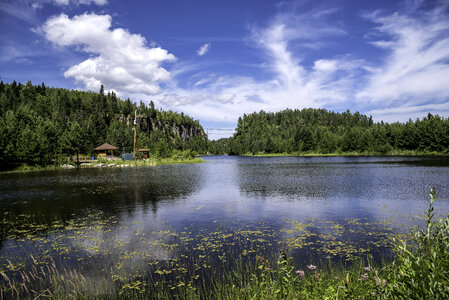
(40, 13, 176, 94)
(197, 43, 211, 56)
(358, 2, 449, 108)
(33, 1, 449, 139)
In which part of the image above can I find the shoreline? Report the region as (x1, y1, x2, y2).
(241, 151, 449, 157)
(0, 157, 205, 174)
(3, 151, 449, 173)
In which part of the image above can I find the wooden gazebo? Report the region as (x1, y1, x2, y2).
(137, 148, 150, 159)
(95, 143, 118, 158)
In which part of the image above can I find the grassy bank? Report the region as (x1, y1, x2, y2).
(1, 189, 447, 299)
(93, 156, 205, 167)
(0, 156, 205, 174)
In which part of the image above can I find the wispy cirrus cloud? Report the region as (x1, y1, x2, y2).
(53, 0, 108, 6)
(37, 4, 355, 132)
(155, 5, 360, 131)
(0, 0, 108, 24)
(197, 43, 211, 56)
(358, 1, 449, 119)
(32, 0, 449, 139)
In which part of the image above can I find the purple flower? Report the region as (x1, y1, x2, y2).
(364, 267, 370, 272)
(296, 270, 305, 277)
(307, 264, 317, 270)
(358, 273, 369, 281)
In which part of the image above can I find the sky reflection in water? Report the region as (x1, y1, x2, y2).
(1, 156, 449, 286)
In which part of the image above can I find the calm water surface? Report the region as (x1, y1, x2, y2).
(1, 156, 449, 286)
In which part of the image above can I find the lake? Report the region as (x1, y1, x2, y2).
(1, 156, 449, 292)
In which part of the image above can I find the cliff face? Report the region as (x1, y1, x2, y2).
(118, 114, 206, 140)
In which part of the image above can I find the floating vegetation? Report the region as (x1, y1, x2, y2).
(280, 217, 406, 262)
(0, 207, 410, 299)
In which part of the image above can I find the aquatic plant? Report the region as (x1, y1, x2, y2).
(1, 188, 448, 299)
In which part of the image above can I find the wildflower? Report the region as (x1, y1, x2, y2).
(358, 273, 369, 281)
(364, 267, 370, 272)
(307, 264, 317, 270)
(296, 270, 305, 277)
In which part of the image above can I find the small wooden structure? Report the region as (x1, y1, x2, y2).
(95, 143, 118, 158)
(137, 148, 150, 159)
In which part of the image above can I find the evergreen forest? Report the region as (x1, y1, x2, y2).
(1, 81, 448, 169)
(209, 108, 449, 155)
(0, 81, 207, 168)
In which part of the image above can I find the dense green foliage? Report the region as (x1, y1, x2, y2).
(382, 188, 449, 298)
(0, 81, 207, 168)
(216, 108, 449, 155)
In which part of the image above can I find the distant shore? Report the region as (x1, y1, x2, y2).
(242, 150, 449, 157)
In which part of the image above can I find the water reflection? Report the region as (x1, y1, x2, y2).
(0, 165, 203, 243)
(1, 156, 449, 295)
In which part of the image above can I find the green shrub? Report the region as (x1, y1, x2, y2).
(382, 188, 449, 299)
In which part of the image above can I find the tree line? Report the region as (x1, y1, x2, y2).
(208, 108, 449, 155)
(0, 81, 208, 168)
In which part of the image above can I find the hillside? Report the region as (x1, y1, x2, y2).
(0, 81, 207, 167)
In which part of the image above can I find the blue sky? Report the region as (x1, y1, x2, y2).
(1, 0, 449, 139)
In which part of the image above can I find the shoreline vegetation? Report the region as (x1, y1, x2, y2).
(1, 189, 447, 299)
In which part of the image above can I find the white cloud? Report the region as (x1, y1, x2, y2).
(33, 1, 449, 139)
(357, 3, 449, 106)
(40, 13, 176, 94)
(0, 0, 107, 24)
(150, 9, 359, 135)
(0, 0, 39, 23)
(32, 2, 44, 10)
(79, 0, 107, 5)
(367, 101, 449, 124)
(314, 59, 337, 72)
(52, 0, 108, 6)
(53, 0, 70, 5)
(197, 43, 211, 56)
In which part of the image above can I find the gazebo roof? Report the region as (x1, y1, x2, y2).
(95, 143, 118, 151)
(137, 148, 150, 152)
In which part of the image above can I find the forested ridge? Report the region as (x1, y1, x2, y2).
(0, 81, 207, 167)
(209, 108, 449, 155)
(2, 81, 448, 167)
